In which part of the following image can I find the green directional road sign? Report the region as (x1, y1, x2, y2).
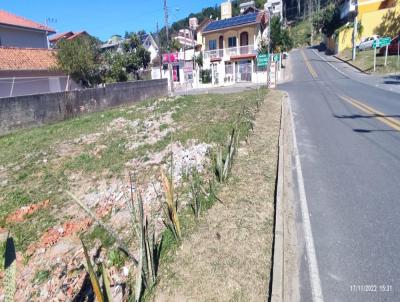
(273, 53, 280, 62)
(257, 54, 269, 66)
(373, 37, 391, 48)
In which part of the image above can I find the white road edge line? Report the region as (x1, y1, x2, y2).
(288, 96, 324, 302)
(312, 49, 348, 78)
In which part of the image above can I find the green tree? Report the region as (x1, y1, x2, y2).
(123, 33, 151, 79)
(56, 36, 101, 87)
(312, 4, 342, 37)
(169, 39, 181, 52)
(102, 52, 128, 83)
(270, 16, 293, 52)
(195, 52, 203, 68)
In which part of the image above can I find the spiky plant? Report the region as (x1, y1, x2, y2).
(3, 235, 16, 302)
(161, 170, 181, 241)
(128, 181, 163, 302)
(81, 239, 113, 302)
(67, 191, 138, 265)
(215, 124, 240, 183)
(190, 170, 202, 219)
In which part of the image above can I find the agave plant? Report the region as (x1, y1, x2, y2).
(3, 235, 16, 302)
(190, 170, 203, 219)
(81, 239, 113, 302)
(128, 179, 163, 302)
(215, 124, 240, 183)
(161, 170, 181, 241)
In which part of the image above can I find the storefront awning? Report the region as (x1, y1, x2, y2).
(230, 54, 256, 60)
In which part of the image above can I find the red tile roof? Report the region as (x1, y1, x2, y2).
(0, 10, 55, 33)
(67, 31, 88, 40)
(0, 47, 58, 71)
(49, 31, 88, 43)
(49, 31, 74, 43)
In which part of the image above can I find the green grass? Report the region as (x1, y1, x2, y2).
(290, 19, 323, 48)
(0, 89, 266, 256)
(290, 19, 312, 47)
(338, 48, 400, 74)
(83, 225, 116, 248)
(33, 269, 51, 284)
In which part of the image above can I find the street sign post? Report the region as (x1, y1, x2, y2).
(372, 37, 392, 71)
(397, 32, 400, 74)
(257, 54, 269, 67)
(373, 37, 391, 48)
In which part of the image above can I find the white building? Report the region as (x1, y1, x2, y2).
(141, 34, 159, 62)
(264, 0, 283, 20)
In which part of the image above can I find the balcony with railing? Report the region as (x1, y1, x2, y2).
(204, 44, 256, 60)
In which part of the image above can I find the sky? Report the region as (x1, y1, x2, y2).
(1, 0, 220, 41)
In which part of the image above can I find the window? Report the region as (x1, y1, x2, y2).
(208, 39, 217, 50)
(228, 37, 237, 47)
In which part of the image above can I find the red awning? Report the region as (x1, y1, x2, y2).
(210, 57, 222, 62)
(230, 54, 256, 60)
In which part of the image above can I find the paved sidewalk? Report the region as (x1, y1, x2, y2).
(175, 82, 265, 95)
(312, 48, 400, 94)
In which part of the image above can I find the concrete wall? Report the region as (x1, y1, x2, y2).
(0, 79, 168, 136)
(0, 25, 48, 48)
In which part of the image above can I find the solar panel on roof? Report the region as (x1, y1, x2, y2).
(204, 12, 259, 32)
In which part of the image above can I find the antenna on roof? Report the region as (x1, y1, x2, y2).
(45, 17, 57, 49)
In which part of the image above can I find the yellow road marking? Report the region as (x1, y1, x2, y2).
(301, 49, 318, 78)
(339, 95, 400, 131)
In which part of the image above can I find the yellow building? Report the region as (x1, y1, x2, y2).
(327, 0, 399, 53)
(202, 7, 268, 84)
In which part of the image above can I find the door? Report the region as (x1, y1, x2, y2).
(219, 35, 224, 57)
(237, 60, 252, 82)
(240, 32, 249, 54)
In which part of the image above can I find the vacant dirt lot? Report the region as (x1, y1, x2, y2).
(152, 90, 283, 301)
(0, 89, 266, 300)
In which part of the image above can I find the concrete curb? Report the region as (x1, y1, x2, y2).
(333, 55, 369, 74)
(270, 96, 286, 302)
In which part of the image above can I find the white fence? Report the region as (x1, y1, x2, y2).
(0, 76, 80, 98)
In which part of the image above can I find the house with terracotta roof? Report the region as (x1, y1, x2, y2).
(0, 10, 55, 49)
(202, 1, 268, 84)
(0, 10, 80, 97)
(49, 31, 91, 47)
(0, 47, 80, 98)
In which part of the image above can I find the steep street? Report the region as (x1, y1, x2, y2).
(280, 48, 400, 302)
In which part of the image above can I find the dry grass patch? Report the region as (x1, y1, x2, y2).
(152, 90, 283, 302)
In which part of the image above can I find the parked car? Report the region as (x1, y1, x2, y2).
(379, 35, 400, 55)
(358, 35, 380, 51)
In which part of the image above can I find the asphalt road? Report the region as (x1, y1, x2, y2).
(280, 47, 400, 302)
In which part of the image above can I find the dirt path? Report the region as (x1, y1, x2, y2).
(152, 90, 283, 302)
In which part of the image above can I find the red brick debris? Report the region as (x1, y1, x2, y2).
(6, 199, 50, 224)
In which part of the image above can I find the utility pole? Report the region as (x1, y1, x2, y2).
(267, 8, 271, 87)
(397, 32, 400, 74)
(156, 22, 162, 78)
(309, 0, 313, 46)
(352, 0, 358, 61)
(164, 0, 174, 94)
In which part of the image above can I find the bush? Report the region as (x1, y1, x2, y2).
(200, 69, 212, 83)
